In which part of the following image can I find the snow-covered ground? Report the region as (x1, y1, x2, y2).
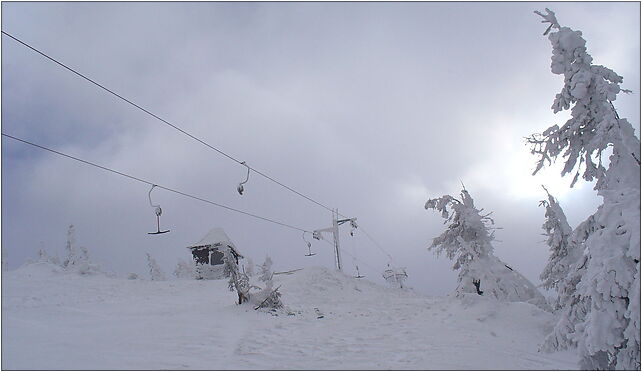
(2, 262, 578, 370)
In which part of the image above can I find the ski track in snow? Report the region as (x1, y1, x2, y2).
(2, 263, 578, 370)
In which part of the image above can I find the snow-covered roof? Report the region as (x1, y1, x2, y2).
(187, 227, 242, 256)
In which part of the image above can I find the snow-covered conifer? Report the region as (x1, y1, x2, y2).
(61, 225, 98, 275)
(174, 259, 196, 279)
(258, 256, 274, 286)
(252, 256, 283, 310)
(28, 246, 60, 267)
(37, 247, 48, 262)
(426, 188, 548, 309)
(146, 253, 166, 281)
(538, 187, 577, 296)
(529, 9, 640, 189)
(530, 9, 640, 369)
(223, 248, 250, 304)
(62, 224, 78, 268)
(74, 246, 94, 275)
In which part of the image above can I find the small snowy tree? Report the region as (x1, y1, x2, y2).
(146, 253, 166, 281)
(28, 246, 60, 267)
(253, 255, 283, 310)
(538, 187, 578, 297)
(31, 246, 56, 265)
(74, 246, 95, 275)
(529, 9, 640, 370)
(425, 189, 496, 295)
(61, 225, 98, 275)
(62, 224, 78, 268)
(174, 259, 196, 279)
(426, 188, 549, 309)
(223, 248, 250, 304)
(258, 256, 274, 286)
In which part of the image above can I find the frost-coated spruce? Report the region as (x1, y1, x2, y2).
(31, 246, 60, 266)
(541, 215, 594, 353)
(62, 225, 78, 268)
(173, 259, 196, 279)
(258, 256, 274, 284)
(539, 187, 578, 300)
(425, 189, 549, 310)
(146, 253, 166, 281)
(530, 9, 640, 370)
(223, 248, 250, 305)
(254, 256, 283, 310)
(62, 225, 98, 275)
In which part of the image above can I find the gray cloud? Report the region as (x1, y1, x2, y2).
(2, 2, 639, 295)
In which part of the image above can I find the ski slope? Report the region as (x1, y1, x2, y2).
(2, 263, 578, 370)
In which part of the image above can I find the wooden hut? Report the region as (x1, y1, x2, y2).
(187, 228, 243, 278)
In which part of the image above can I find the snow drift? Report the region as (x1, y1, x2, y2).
(2, 262, 578, 370)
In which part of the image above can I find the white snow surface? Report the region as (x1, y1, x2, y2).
(2, 262, 579, 370)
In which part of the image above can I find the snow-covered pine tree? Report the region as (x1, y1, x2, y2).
(253, 255, 283, 310)
(530, 9, 640, 369)
(27, 247, 59, 268)
(223, 248, 250, 304)
(258, 256, 274, 286)
(146, 253, 166, 281)
(426, 188, 549, 310)
(541, 214, 594, 352)
(62, 224, 78, 268)
(33, 246, 53, 264)
(538, 186, 578, 299)
(61, 225, 98, 275)
(174, 259, 196, 279)
(74, 246, 95, 275)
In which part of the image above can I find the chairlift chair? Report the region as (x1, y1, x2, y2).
(147, 185, 170, 235)
(303, 232, 316, 257)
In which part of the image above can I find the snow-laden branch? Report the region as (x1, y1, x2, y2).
(527, 10, 640, 191)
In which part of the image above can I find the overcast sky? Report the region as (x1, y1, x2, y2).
(2, 2, 640, 295)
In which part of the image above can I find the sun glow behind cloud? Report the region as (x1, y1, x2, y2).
(456, 108, 595, 202)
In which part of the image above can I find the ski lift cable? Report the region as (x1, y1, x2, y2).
(2, 133, 312, 234)
(355, 224, 395, 263)
(318, 238, 379, 273)
(2, 30, 401, 267)
(332, 211, 395, 265)
(1, 30, 335, 213)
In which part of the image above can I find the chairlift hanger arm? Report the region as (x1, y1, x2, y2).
(237, 161, 251, 195)
(148, 184, 161, 208)
(147, 184, 170, 235)
(337, 217, 357, 225)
